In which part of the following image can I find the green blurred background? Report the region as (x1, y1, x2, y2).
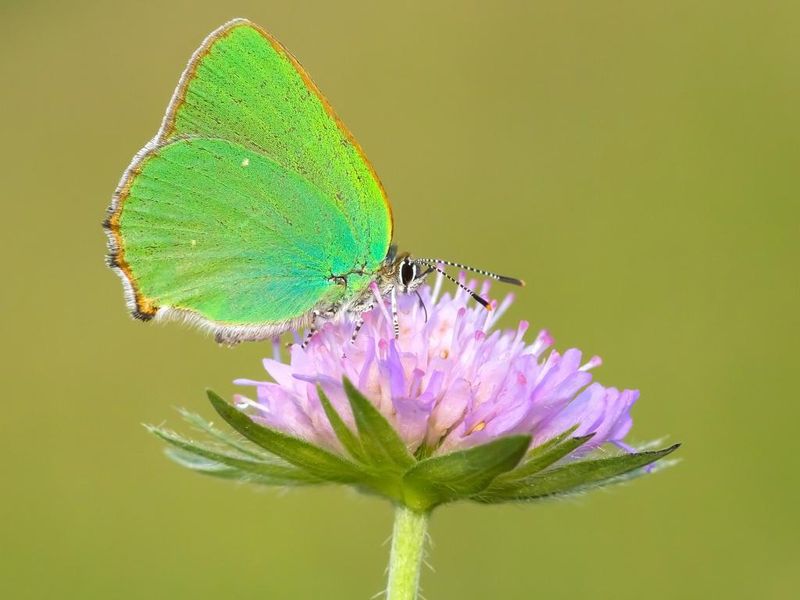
(2, 1, 798, 598)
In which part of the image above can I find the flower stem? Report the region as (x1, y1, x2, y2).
(386, 506, 429, 600)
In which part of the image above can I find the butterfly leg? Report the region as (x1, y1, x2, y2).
(300, 310, 322, 349)
(350, 302, 376, 344)
(391, 288, 400, 339)
(350, 316, 365, 343)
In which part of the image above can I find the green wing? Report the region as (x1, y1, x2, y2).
(117, 138, 356, 322)
(104, 19, 393, 339)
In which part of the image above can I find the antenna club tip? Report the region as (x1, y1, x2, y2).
(519, 279, 526, 287)
(486, 303, 494, 312)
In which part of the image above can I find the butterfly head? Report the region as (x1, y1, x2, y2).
(383, 249, 432, 295)
(380, 245, 525, 310)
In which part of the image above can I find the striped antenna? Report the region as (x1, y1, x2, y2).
(428, 265, 492, 310)
(414, 258, 525, 287)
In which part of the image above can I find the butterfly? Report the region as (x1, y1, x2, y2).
(103, 18, 523, 345)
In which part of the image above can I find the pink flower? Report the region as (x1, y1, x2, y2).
(234, 274, 637, 459)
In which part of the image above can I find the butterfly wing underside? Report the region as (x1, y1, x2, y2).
(104, 19, 393, 340)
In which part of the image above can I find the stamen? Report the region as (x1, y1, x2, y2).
(513, 320, 529, 345)
(234, 396, 270, 414)
(430, 266, 444, 302)
(527, 329, 554, 356)
(370, 281, 392, 330)
(579, 355, 603, 371)
(468, 421, 487, 434)
(485, 293, 515, 330)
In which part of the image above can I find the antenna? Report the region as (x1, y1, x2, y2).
(414, 258, 525, 287)
(429, 265, 492, 310)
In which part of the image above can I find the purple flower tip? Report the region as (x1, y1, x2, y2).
(236, 276, 639, 457)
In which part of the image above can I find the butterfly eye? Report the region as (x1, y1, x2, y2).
(400, 260, 417, 287)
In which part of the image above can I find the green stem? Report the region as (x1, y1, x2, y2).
(386, 506, 429, 600)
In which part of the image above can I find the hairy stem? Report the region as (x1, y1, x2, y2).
(386, 506, 429, 600)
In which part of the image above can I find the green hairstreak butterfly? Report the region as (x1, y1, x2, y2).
(104, 18, 523, 345)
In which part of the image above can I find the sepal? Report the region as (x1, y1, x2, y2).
(150, 386, 679, 509)
(402, 435, 531, 511)
(342, 378, 415, 471)
(477, 443, 680, 503)
(207, 390, 365, 483)
(148, 422, 321, 485)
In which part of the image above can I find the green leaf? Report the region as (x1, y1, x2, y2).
(148, 425, 319, 485)
(316, 385, 366, 463)
(343, 378, 415, 470)
(207, 390, 365, 483)
(402, 435, 531, 511)
(164, 448, 312, 485)
(165, 448, 247, 479)
(495, 432, 595, 483)
(479, 444, 681, 503)
(178, 408, 271, 459)
(526, 425, 580, 458)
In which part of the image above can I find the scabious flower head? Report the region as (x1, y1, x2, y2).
(235, 275, 636, 458)
(154, 274, 677, 510)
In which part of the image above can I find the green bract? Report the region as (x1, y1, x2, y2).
(149, 378, 678, 512)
